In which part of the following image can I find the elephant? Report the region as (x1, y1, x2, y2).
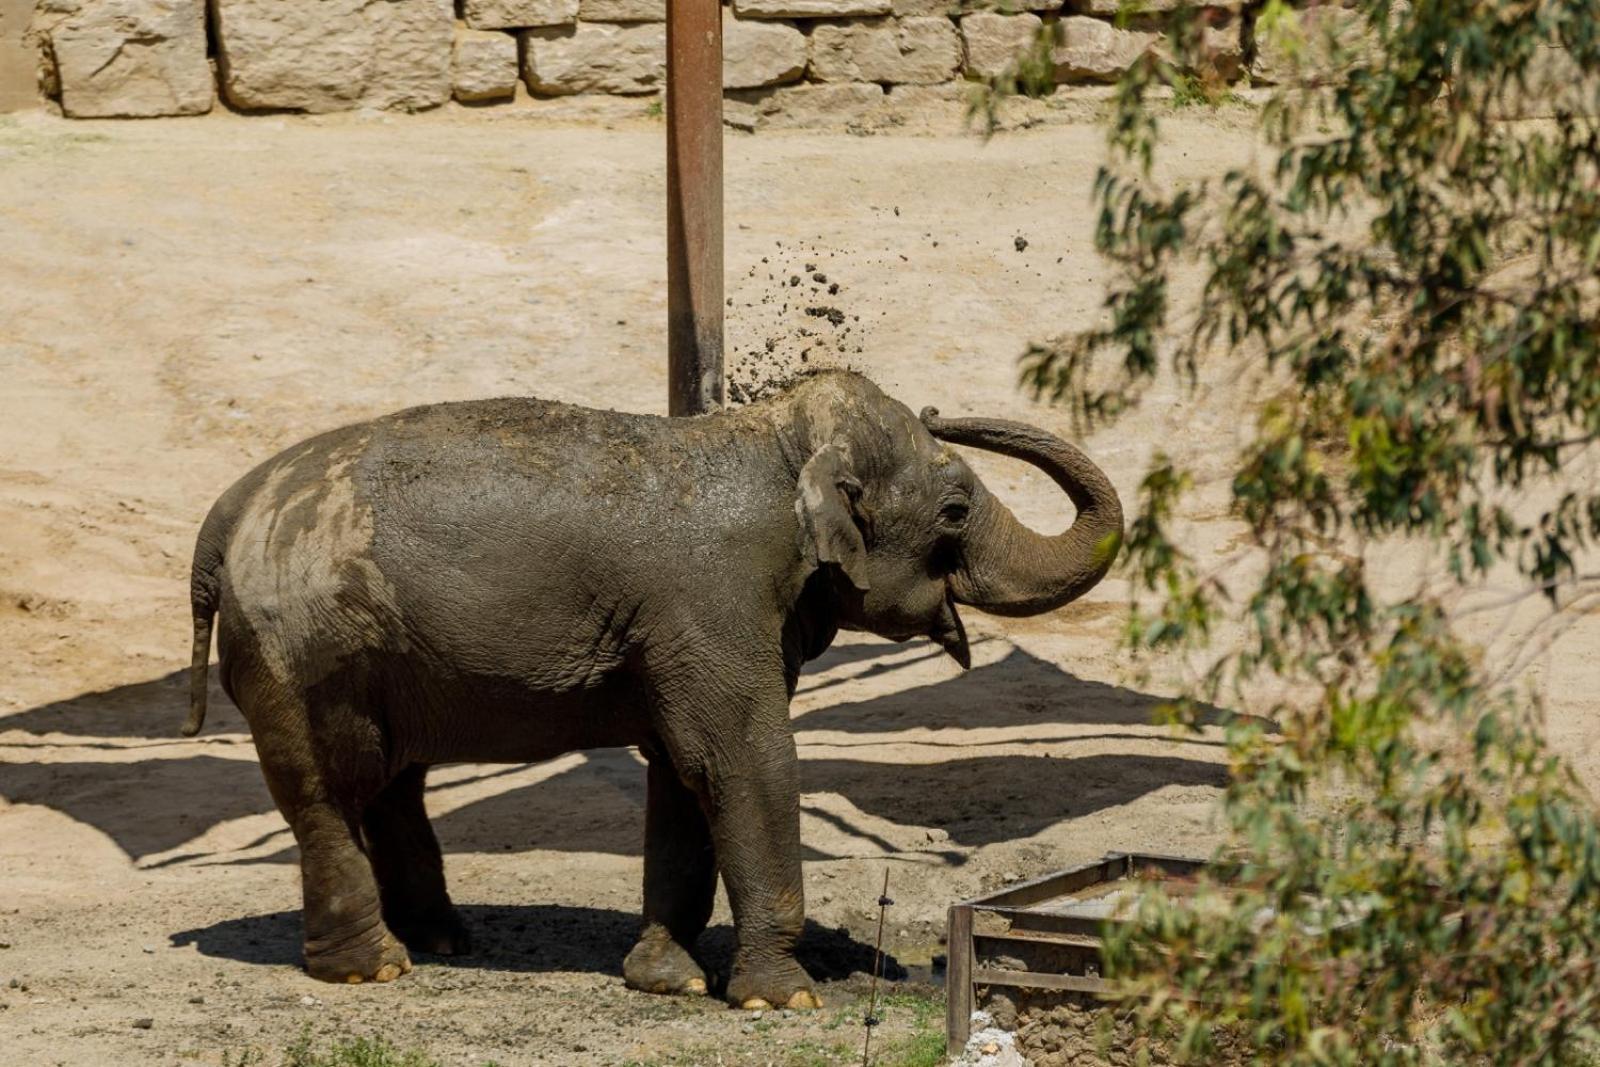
(182, 369, 1122, 1009)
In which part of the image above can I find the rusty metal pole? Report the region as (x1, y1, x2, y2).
(666, 0, 724, 416)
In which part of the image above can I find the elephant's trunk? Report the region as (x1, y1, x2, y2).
(920, 408, 1124, 617)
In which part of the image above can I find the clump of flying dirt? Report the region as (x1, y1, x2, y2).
(726, 236, 870, 404)
(725, 215, 1057, 405)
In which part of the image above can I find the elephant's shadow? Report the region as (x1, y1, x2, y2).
(0, 637, 1237, 866)
(169, 905, 907, 987)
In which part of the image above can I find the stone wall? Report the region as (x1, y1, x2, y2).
(5, 0, 1586, 122)
(5, 0, 1252, 118)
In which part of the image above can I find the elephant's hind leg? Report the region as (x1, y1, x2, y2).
(246, 686, 412, 984)
(364, 765, 471, 957)
(623, 751, 716, 997)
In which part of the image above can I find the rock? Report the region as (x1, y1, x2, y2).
(723, 12, 804, 89)
(40, 0, 212, 117)
(888, 81, 966, 110)
(960, 10, 1043, 80)
(809, 16, 961, 85)
(1080, 0, 1240, 11)
(463, 0, 578, 30)
(733, 0, 890, 20)
(364, 0, 454, 110)
(1051, 14, 1158, 84)
(578, 0, 663, 21)
(522, 22, 664, 94)
(728, 81, 885, 128)
(214, 0, 452, 113)
(453, 27, 518, 101)
(1198, 12, 1242, 81)
(988, 991, 1018, 1029)
(3, 0, 43, 111)
(893, 0, 1056, 12)
(1498, 44, 1600, 118)
(131, 1017, 153, 1029)
(1250, 4, 1370, 86)
(723, 98, 759, 130)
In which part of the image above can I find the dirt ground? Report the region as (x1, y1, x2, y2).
(2, 100, 1596, 1067)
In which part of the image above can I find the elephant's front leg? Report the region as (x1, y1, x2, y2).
(657, 672, 818, 1011)
(623, 752, 716, 996)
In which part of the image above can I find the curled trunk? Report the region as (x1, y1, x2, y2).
(921, 408, 1124, 617)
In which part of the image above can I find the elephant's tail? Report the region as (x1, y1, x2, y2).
(183, 507, 230, 738)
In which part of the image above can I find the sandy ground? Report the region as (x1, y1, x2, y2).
(1, 101, 1596, 1067)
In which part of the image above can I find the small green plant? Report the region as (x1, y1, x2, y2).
(282, 1029, 443, 1067)
(874, 1028, 946, 1067)
(869, 989, 945, 1067)
(644, 98, 664, 119)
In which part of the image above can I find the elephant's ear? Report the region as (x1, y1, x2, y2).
(796, 443, 870, 592)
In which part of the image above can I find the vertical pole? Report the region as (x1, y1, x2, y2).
(666, 0, 724, 417)
(945, 904, 975, 1055)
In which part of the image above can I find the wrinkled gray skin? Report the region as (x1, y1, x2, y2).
(184, 370, 1122, 1008)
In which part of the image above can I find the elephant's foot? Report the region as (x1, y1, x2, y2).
(726, 955, 821, 1011)
(623, 930, 708, 997)
(304, 922, 413, 984)
(390, 906, 473, 957)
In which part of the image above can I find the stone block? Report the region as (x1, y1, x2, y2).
(1075, 0, 1239, 13)
(463, 0, 578, 30)
(728, 80, 886, 127)
(1051, 14, 1157, 83)
(723, 11, 805, 89)
(214, 0, 452, 112)
(453, 26, 519, 101)
(894, 0, 1059, 12)
(809, 15, 961, 85)
(960, 10, 1043, 80)
(42, 0, 212, 117)
(1197, 11, 1240, 81)
(1250, 4, 1370, 86)
(1, 0, 39, 111)
(1499, 44, 1600, 118)
(578, 0, 664, 21)
(365, 0, 456, 110)
(733, 0, 890, 20)
(522, 22, 665, 94)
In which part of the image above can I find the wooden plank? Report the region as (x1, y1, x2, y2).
(945, 904, 975, 1054)
(971, 966, 1114, 996)
(1001, 910, 1106, 939)
(973, 928, 1101, 950)
(967, 856, 1125, 910)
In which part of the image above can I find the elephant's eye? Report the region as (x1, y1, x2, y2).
(938, 501, 969, 529)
